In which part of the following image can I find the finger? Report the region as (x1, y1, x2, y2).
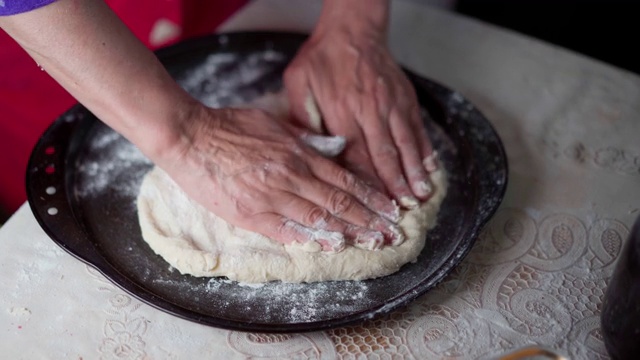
(283, 66, 324, 133)
(307, 153, 401, 224)
(397, 74, 440, 173)
(294, 93, 400, 224)
(389, 106, 433, 201)
(287, 171, 404, 245)
(248, 213, 344, 251)
(301, 101, 377, 177)
(342, 145, 385, 192)
(411, 107, 439, 173)
(274, 193, 388, 250)
(282, 122, 347, 158)
(423, 150, 439, 173)
(358, 97, 418, 209)
(329, 120, 385, 191)
(296, 158, 404, 245)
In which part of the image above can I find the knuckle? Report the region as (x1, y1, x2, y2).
(276, 158, 308, 176)
(396, 134, 416, 147)
(327, 189, 354, 216)
(346, 146, 369, 162)
(302, 206, 330, 227)
(260, 163, 303, 191)
(231, 197, 254, 219)
(275, 219, 290, 237)
(393, 175, 410, 188)
(287, 158, 312, 179)
(285, 140, 306, 157)
(373, 144, 399, 161)
(365, 216, 381, 232)
(336, 169, 358, 190)
(230, 184, 272, 217)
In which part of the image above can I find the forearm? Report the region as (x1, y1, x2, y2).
(315, 0, 389, 39)
(0, 0, 197, 161)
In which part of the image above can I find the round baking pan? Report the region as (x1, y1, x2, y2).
(26, 32, 508, 332)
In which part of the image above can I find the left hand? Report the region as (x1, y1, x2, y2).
(284, 21, 437, 208)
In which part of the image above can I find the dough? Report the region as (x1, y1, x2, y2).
(137, 168, 446, 283)
(136, 94, 448, 283)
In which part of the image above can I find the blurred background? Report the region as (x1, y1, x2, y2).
(455, 0, 639, 75)
(1, 0, 637, 223)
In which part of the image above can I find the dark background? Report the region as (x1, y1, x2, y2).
(455, 0, 639, 75)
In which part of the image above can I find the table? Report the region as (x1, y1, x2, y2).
(2, 0, 639, 358)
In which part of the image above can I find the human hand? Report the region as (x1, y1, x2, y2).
(0, 0, 408, 252)
(284, 1, 438, 208)
(158, 106, 404, 252)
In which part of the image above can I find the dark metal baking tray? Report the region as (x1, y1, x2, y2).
(26, 32, 508, 332)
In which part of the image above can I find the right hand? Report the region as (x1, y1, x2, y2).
(158, 105, 403, 252)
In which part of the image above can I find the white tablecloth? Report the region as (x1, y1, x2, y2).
(2, 0, 639, 358)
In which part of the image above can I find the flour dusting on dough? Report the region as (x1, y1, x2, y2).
(136, 94, 448, 283)
(137, 167, 447, 283)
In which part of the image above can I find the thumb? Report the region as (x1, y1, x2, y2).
(283, 122, 346, 158)
(283, 67, 324, 133)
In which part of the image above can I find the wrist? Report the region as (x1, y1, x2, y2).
(313, 0, 389, 41)
(131, 93, 207, 168)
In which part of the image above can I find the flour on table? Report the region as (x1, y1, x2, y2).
(136, 94, 448, 283)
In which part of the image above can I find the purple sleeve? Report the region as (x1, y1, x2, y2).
(0, 0, 57, 16)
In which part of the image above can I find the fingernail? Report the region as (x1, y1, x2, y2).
(414, 179, 433, 198)
(399, 196, 420, 209)
(353, 230, 385, 251)
(388, 224, 405, 246)
(356, 179, 397, 223)
(314, 230, 346, 252)
(422, 151, 439, 172)
(371, 217, 405, 245)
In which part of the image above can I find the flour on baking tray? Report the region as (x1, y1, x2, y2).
(75, 50, 286, 199)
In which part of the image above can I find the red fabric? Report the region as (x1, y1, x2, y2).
(0, 0, 247, 215)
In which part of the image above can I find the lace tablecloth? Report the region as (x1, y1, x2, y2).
(2, 1, 639, 358)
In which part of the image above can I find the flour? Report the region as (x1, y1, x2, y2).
(75, 128, 151, 199)
(282, 220, 345, 252)
(180, 50, 286, 108)
(137, 163, 447, 282)
(146, 273, 375, 323)
(204, 278, 373, 323)
(8, 307, 31, 317)
(300, 134, 346, 157)
(75, 51, 287, 200)
(135, 61, 449, 283)
(77, 49, 448, 285)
